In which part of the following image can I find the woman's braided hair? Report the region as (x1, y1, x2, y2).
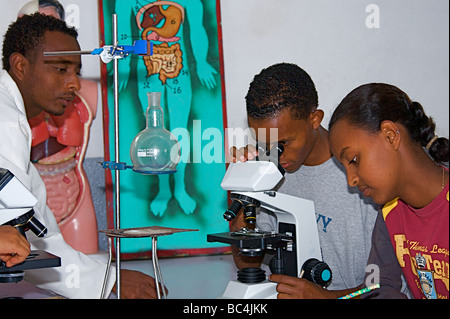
(329, 83, 448, 165)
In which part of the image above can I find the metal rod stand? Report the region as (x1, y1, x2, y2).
(151, 237, 167, 299)
(112, 13, 121, 299)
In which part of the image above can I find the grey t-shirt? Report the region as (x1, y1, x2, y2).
(257, 156, 379, 290)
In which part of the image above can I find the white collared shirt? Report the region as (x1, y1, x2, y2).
(0, 69, 115, 299)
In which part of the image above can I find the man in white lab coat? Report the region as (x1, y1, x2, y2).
(0, 13, 160, 298)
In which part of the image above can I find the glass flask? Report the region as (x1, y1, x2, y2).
(130, 92, 180, 174)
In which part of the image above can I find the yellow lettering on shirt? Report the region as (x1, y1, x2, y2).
(394, 234, 449, 291)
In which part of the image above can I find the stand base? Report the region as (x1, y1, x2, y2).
(220, 280, 277, 299)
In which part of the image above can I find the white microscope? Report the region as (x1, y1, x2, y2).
(0, 168, 60, 283)
(207, 144, 332, 298)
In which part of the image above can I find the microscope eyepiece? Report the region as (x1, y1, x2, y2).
(255, 142, 285, 175)
(256, 142, 284, 160)
(266, 143, 284, 159)
(276, 143, 284, 156)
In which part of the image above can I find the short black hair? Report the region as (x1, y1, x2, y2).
(245, 63, 318, 120)
(329, 83, 449, 165)
(2, 12, 77, 71)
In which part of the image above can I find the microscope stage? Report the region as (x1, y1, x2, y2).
(207, 231, 293, 251)
(0, 250, 61, 273)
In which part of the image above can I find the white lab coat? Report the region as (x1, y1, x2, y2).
(0, 69, 115, 298)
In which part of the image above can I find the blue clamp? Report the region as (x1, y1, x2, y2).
(93, 40, 153, 63)
(120, 39, 153, 56)
(101, 161, 134, 171)
(43, 40, 152, 64)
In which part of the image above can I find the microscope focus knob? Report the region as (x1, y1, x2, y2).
(301, 258, 332, 287)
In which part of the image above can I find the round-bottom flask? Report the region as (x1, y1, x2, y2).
(130, 92, 180, 174)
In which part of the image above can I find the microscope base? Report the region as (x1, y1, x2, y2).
(220, 280, 277, 299)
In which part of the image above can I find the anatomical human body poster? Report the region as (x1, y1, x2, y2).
(98, 0, 229, 257)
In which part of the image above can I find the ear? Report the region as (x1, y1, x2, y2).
(309, 109, 324, 130)
(8, 53, 28, 81)
(380, 120, 401, 150)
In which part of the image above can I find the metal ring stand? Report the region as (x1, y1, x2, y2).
(43, 13, 190, 300)
(101, 14, 170, 299)
(152, 236, 165, 299)
(99, 226, 197, 299)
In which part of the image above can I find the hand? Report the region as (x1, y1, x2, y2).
(227, 145, 258, 163)
(113, 269, 168, 299)
(0, 225, 30, 267)
(269, 274, 335, 299)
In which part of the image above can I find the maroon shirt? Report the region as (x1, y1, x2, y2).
(364, 179, 449, 299)
(383, 181, 449, 299)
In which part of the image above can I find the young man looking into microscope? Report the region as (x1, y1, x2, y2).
(229, 63, 381, 299)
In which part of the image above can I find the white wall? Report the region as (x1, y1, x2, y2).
(1, 0, 448, 155)
(220, 0, 449, 147)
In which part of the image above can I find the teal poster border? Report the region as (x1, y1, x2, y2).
(98, 0, 230, 259)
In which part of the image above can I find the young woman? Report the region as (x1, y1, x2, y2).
(328, 83, 448, 299)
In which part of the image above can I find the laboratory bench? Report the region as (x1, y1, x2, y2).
(0, 253, 237, 299)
